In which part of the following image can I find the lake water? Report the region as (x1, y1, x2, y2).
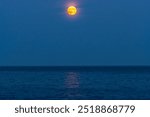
(0, 67, 150, 100)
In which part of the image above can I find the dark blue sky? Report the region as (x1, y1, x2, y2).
(0, 0, 150, 66)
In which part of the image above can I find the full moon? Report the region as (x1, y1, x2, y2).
(67, 6, 77, 16)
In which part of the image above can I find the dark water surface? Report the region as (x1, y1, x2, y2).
(0, 67, 150, 100)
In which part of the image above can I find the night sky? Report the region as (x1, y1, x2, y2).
(0, 0, 150, 66)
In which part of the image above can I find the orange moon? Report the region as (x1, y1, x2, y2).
(67, 6, 77, 16)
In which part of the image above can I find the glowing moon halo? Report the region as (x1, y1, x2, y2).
(67, 6, 77, 16)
